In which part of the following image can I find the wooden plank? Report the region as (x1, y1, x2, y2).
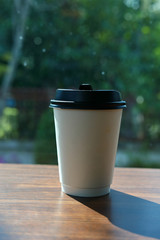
(0, 164, 159, 240)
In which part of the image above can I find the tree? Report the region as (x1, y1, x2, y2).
(0, 0, 30, 116)
(0, 0, 160, 141)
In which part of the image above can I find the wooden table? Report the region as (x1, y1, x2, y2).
(0, 164, 160, 240)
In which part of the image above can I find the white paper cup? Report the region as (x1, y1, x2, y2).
(53, 108, 122, 197)
(50, 84, 126, 197)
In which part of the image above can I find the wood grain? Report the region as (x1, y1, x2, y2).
(0, 164, 159, 240)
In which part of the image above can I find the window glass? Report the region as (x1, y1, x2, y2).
(0, 0, 160, 167)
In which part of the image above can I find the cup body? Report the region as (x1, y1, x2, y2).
(53, 108, 122, 197)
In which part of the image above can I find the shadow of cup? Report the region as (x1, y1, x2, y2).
(71, 189, 160, 239)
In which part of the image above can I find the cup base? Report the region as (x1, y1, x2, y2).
(62, 184, 110, 197)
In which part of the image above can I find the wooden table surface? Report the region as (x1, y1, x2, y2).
(0, 164, 160, 240)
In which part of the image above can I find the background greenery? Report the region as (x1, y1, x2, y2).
(0, 0, 160, 166)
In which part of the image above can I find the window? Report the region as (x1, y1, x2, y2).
(0, 0, 160, 167)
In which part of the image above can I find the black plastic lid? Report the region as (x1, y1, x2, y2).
(49, 84, 126, 110)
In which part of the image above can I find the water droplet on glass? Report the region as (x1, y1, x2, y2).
(136, 96, 144, 104)
(101, 71, 105, 75)
(23, 61, 27, 67)
(42, 48, 46, 53)
(34, 37, 42, 45)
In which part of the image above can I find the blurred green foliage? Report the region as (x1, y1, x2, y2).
(0, 107, 19, 139)
(0, 0, 160, 165)
(127, 156, 160, 168)
(35, 109, 57, 164)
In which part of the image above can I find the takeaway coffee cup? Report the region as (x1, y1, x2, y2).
(50, 84, 126, 197)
